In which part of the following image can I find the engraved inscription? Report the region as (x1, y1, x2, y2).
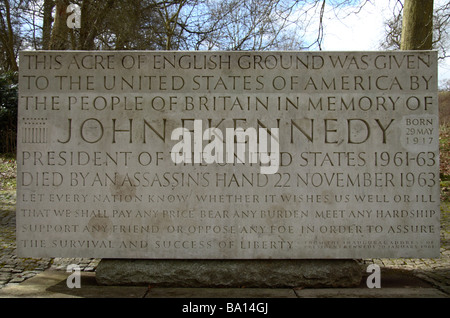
(17, 51, 440, 259)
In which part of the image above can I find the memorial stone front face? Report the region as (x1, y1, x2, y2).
(17, 51, 440, 259)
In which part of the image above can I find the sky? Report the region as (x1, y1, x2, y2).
(303, 0, 450, 87)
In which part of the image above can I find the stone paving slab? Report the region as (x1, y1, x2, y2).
(146, 287, 298, 298)
(293, 288, 448, 298)
(0, 270, 148, 298)
(0, 270, 448, 298)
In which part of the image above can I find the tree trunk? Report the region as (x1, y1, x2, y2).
(79, 0, 95, 50)
(0, 0, 18, 71)
(49, 0, 70, 50)
(401, 0, 434, 50)
(42, 0, 54, 50)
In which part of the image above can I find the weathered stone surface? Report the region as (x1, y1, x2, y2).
(95, 259, 362, 287)
(17, 51, 440, 259)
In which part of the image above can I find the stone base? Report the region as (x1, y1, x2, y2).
(95, 259, 362, 288)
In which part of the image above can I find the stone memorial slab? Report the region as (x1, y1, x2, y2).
(17, 51, 440, 259)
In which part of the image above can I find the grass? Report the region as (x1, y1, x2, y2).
(440, 123, 450, 202)
(441, 201, 450, 249)
(439, 90, 450, 202)
(0, 153, 16, 191)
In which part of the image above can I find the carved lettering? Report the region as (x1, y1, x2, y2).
(17, 51, 439, 259)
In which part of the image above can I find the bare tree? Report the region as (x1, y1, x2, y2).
(97, 0, 167, 50)
(381, 0, 449, 59)
(2, 0, 413, 68)
(195, 0, 303, 50)
(0, 0, 19, 71)
(433, 1, 450, 59)
(158, 0, 187, 50)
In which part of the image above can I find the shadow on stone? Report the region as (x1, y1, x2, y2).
(45, 271, 148, 298)
(358, 267, 434, 288)
(96, 259, 362, 288)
